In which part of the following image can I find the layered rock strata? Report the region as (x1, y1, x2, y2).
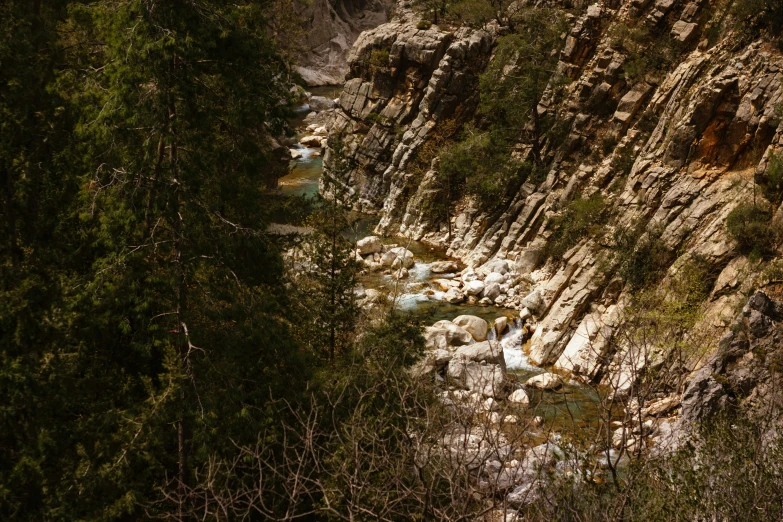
(295, 0, 393, 85)
(326, 1, 783, 398)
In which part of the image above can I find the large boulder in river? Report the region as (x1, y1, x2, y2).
(464, 280, 486, 296)
(448, 359, 507, 398)
(494, 316, 508, 334)
(299, 135, 324, 147)
(356, 236, 382, 255)
(430, 260, 459, 273)
(525, 372, 563, 390)
(444, 287, 465, 304)
(380, 247, 414, 269)
(308, 95, 336, 111)
(454, 340, 506, 369)
(453, 315, 489, 341)
(424, 320, 473, 350)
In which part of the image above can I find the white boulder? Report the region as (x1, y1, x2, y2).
(485, 272, 506, 284)
(430, 260, 459, 273)
(444, 287, 465, 304)
(453, 315, 489, 341)
(508, 388, 531, 407)
(481, 282, 501, 301)
(380, 247, 415, 269)
(424, 320, 473, 350)
(464, 280, 486, 296)
(299, 135, 323, 147)
(356, 235, 383, 255)
(525, 372, 563, 390)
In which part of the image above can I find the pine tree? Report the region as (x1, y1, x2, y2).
(0, 1, 81, 518)
(294, 135, 360, 362)
(2, 1, 308, 519)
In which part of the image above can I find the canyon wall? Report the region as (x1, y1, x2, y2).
(296, 0, 394, 85)
(324, 0, 783, 445)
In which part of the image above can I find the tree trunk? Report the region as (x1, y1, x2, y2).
(530, 107, 542, 167)
(168, 52, 188, 521)
(145, 136, 166, 235)
(530, 72, 543, 168)
(3, 168, 21, 272)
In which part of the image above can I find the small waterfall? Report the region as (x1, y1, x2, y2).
(409, 261, 432, 281)
(501, 320, 539, 371)
(487, 326, 497, 341)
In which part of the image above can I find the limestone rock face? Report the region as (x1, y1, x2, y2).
(327, 0, 783, 405)
(322, 9, 495, 213)
(658, 292, 783, 453)
(295, 0, 393, 85)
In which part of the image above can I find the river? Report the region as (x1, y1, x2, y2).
(277, 92, 622, 448)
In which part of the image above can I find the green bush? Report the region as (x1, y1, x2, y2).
(726, 203, 776, 258)
(369, 48, 390, 68)
(545, 194, 608, 260)
(732, 0, 783, 49)
(762, 152, 783, 205)
(440, 130, 531, 211)
(416, 19, 432, 30)
(615, 223, 671, 290)
(449, 0, 496, 27)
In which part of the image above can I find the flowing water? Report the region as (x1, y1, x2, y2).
(278, 94, 615, 443)
(279, 86, 343, 199)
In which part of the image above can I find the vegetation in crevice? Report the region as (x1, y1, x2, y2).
(726, 203, 778, 260)
(608, 21, 683, 83)
(614, 222, 672, 290)
(545, 193, 609, 261)
(434, 7, 568, 215)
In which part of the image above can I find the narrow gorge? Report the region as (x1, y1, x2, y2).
(281, 0, 783, 513)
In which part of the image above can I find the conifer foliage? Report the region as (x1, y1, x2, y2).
(1, 1, 308, 519)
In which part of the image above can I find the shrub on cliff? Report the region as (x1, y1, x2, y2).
(733, 0, 783, 48)
(545, 194, 608, 260)
(478, 8, 568, 166)
(608, 22, 682, 83)
(726, 203, 777, 258)
(761, 151, 783, 205)
(439, 129, 531, 211)
(369, 48, 390, 68)
(615, 223, 671, 290)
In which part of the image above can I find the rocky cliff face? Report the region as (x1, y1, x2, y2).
(321, 7, 495, 207)
(324, 0, 783, 438)
(295, 0, 393, 85)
